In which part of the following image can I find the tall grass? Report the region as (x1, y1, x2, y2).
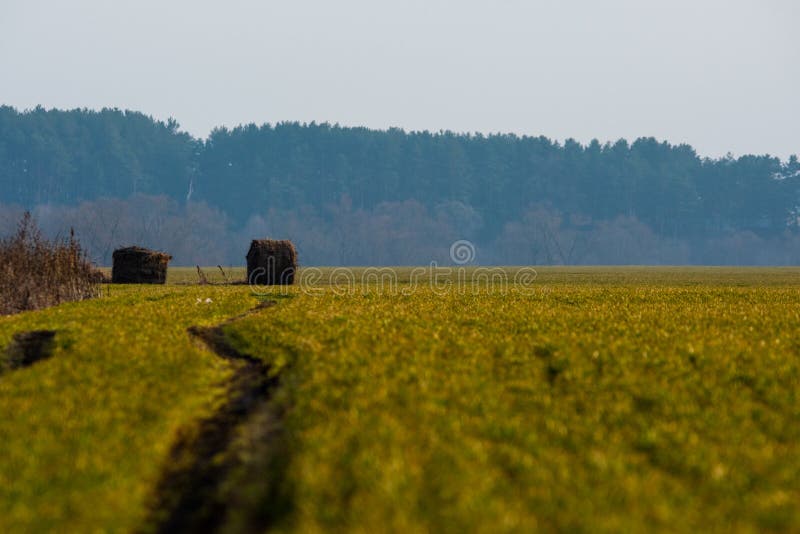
(0, 213, 100, 315)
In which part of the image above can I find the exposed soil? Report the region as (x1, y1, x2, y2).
(2, 330, 56, 372)
(141, 301, 285, 534)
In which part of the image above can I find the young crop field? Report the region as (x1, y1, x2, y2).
(2, 268, 800, 532)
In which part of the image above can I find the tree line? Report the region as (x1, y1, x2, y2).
(1, 106, 799, 264)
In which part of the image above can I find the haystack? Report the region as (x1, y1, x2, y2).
(246, 239, 297, 285)
(112, 246, 171, 284)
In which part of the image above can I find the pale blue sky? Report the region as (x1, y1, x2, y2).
(1, 0, 797, 158)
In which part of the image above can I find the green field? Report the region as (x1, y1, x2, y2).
(2, 268, 800, 532)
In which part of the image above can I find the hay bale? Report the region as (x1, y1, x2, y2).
(246, 239, 297, 285)
(112, 246, 171, 284)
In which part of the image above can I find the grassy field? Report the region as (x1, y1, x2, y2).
(168, 265, 800, 286)
(2, 268, 800, 532)
(0, 285, 264, 532)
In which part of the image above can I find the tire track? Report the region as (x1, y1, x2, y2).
(141, 300, 286, 534)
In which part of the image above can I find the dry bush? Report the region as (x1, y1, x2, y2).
(0, 213, 100, 315)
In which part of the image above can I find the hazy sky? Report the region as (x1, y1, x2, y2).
(1, 0, 797, 158)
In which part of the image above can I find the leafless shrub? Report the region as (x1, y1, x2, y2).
(197, 265, 209, 285)
(0, 213, 100, 315)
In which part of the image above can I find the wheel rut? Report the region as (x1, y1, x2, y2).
(141, 300, 285, 534)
